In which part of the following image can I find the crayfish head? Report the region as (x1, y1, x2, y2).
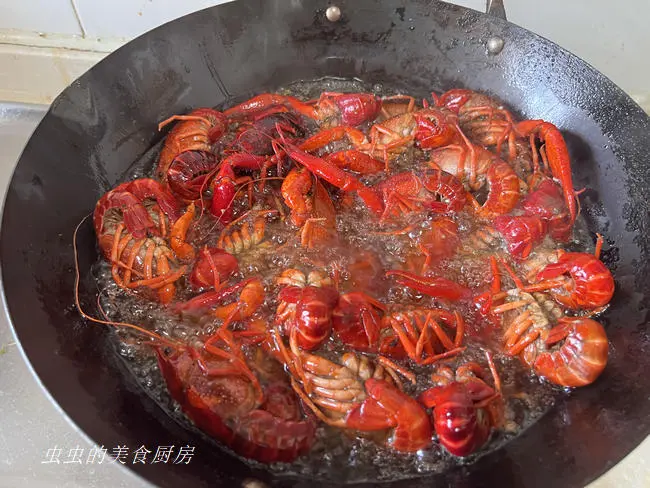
(414, 108, 459, 149)
(436, 89, 474, 113)
(321, 93, 382, 127)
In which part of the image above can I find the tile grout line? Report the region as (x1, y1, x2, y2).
(0, 42, 110, 55)
(69, 0, 87, 38)
(0, 29, 123, 54)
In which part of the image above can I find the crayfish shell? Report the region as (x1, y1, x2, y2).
(156, 348, 316, 463)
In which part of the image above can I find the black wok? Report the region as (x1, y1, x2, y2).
(3, 0, 650, 486)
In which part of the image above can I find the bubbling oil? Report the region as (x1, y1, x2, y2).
(94, 78, 598, 483)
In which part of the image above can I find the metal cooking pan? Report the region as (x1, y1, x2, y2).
(2, 0, 650, 486)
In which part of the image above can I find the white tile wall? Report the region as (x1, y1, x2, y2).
(443, 0, 650, 97)
(446, 0, 482, 10)
(506, 0, 648, 97)
(73, 0, 232, 39)
(0, 0, 82, 35)
(0, 43, 105, 104)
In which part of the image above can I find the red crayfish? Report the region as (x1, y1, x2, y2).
(224, 92, 382, 128)
(157, 108, 227, 183)
(279, 350, 431, 452)
(419, 352, 503, 456)
(93, 178, 187, 303)
(275, 269, 339, 351)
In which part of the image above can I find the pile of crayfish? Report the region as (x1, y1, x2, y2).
(82, 87, 614, 467)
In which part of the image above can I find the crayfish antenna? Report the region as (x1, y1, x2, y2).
(497, 257, 527, 290)
(376, 355, 416, 385)
(73, 215, 182, 349)
(594, 233, 604, 259)
(485, 350, 502, 393)
(197, 164, 222, 220)
(275, 121, 290, 146)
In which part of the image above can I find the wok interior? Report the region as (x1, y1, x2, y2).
(3, 1, 650, 487)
